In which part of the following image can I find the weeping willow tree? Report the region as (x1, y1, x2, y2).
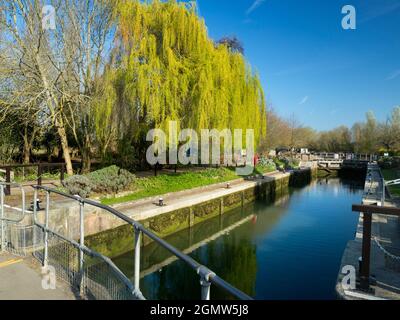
(95, 0, 267, 165)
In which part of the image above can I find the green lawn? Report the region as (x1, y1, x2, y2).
(382, 168, 400, 196)
(101, 167, 241, 205)
(14, 172, 64, 183)
(254, 164, 277, 175)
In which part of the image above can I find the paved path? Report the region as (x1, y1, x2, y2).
(0, 253, 76, 300)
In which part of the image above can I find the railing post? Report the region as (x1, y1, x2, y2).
(5, 168, 10, 195)
(0, 184, 4, 252)
(134, 226, 141, 292)
(198, 266, 215, 300)
(79, 200, 85, 293)
(200, 277, 211, 300)
(32, 188, 38, 222)
(359, 211, 372, 291)
(44, 190, 50, 267)
(32, 188, 38, 249)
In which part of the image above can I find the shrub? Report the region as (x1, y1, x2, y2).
(256, 156, 277, 173)
(273, 157, 300, 170)
(63, 175, 92, 198)
(87, 165, 135, 194)
(378, 156, 400, 169)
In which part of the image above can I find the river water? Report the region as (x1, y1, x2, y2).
(113, 177, 364, 300)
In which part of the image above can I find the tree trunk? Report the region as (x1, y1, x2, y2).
(81, 148, 91, 173)
(57, 124, 73, 175)
(22, 128, 31, 164)
(22, 140, 31, 164)
(80, 121, 92, 173)
(36, 56, 74, 175)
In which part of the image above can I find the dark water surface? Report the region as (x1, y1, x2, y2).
(113, 177, 364, 300)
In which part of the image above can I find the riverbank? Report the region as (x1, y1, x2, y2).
(84, 168, 315, 257)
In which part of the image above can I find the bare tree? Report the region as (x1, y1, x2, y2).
(287, 113, 302, 152)
(0, 0, 115, 173)
(217, 36, 244, 54)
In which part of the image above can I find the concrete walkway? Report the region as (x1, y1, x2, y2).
(336, 163, 400, 300)
(114, 170, 289, 221)
(0, 253, 76, 300)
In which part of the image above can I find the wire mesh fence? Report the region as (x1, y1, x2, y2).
(1, 182, 251, 301)
(82, 253, 135, 300)
(32, 225, 137, 300)
(2, 222, 37, 256)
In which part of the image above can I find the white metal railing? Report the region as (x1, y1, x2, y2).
(0, 183, 28, 254)
(0, 182, 252, 300)
(382, 177, 400, 204)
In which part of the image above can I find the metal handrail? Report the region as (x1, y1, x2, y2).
(34, 220, 145, 300)
(386, 178, 400, 186)
(33, 185, 253, 300)
(0, 183, 28, 223)
(1, 183, 28, 253)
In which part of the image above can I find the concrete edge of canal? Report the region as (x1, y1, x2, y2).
(336, 163, 400, 300)
(29, 168, 315, 258)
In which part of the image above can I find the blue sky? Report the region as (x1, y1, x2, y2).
(196, 0, 400, 131)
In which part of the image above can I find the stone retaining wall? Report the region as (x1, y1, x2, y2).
(85, 168, 316, 256)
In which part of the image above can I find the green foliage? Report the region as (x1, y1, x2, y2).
(282, 157, 300, 170)
(14, 171, 63, 183)
(378, 157, 400, 169)
(273, 158, 285, 170)
(63, 175, 92, 198)
(255, 156, 276, 174)
(273, 157, 299, 170)
(63, 165, 135, 197)
(102, 167, 239, 205)
(95, 0, 267, 160)
(87, 165, 136, 194)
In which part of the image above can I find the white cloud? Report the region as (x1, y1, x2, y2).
(386, 69, 400, 80)
(246, 0, 266, 15)
(299, 96, 309, 105)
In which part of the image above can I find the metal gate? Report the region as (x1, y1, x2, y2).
(0, 183, 33, 256)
